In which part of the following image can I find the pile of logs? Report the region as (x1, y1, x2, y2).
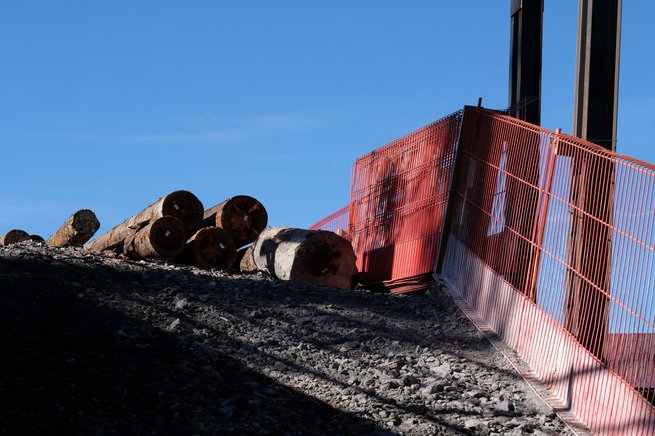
(1, 190, 357, 290)
(85, 191, 269, 270)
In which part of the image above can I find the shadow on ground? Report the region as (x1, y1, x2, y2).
(0, 255, 387, 435)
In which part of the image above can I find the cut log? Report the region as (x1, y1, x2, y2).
(247, 226, 356, 290)
(30, 235, 45, 242)
(86, 190, 203, 253)
(201, 195, 267, 247)
(238, 245, 257, 272)
(175, 227, 237, 268)
(0, 230, 31, 246)
(46, 209, 100, 248)
(123, 216, 186, 259)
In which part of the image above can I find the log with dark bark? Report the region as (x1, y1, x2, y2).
(246, 226, 356, 290)
(175, 227, 237, 268)
(123, 216, 186, 259)
(0, 230, 31, 246)
(86, 190, 203, 253)
(46, 209, 100, 248)
(201, 195, 267, 248)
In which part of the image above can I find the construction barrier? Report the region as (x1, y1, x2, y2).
(441, 107, 655, 434)
(310, 105, 655, 433)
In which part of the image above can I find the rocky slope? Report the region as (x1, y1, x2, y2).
(0, 241, 572, 435)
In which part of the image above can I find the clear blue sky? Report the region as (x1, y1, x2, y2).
(1, 1, 654, 238)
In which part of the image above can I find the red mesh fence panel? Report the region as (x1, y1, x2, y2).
(311, 105, 655, 432)
(308, 205, 350, 239)
(443, 106, 655, 434)
(348, 111, 462, 287)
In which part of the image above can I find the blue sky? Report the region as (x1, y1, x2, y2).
(1, 1, 654, 238)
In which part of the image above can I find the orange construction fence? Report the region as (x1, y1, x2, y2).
(310, 105, 655, 434)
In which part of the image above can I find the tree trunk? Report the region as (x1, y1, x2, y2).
(247, 226, 356, 290)
(47, 209, 100, 248)
(175, 227, 237, 268)
(0, 230, 31, 246)
(201, 195, 267, 248)
(86, 190, 203, 253)
(123, 216, 187, 259)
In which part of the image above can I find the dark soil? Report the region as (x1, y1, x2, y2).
(0, 241, 571, 435)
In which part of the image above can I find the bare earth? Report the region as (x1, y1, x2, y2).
(0, 241, 572, 435)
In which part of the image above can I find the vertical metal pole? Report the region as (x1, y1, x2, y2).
(573, 0, 622, 149)
(509, 0, 544, 125)
(567, 0, 621, 361)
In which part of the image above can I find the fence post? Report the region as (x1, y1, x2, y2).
(525, 128, 560, 300)
(435, 108, 474, 274)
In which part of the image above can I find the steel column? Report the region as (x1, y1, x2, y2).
(573, 0, 622, 149)
(509, 0, 544, 125)
(567, 0, 622, 361)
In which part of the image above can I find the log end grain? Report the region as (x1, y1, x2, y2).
(213, 195, 268, 247)
(291, 231, 357, 290)
(0, 229, 31, 246)
(124, 216, 187, 259)
(47, 209, 100, 248)
(178, 227, 237, 269)
(161, 190, 204, 231)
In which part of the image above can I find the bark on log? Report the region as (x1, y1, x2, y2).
(46, 209, 100, 248)
(201, 195, 267, 248)
(238, 245, 257, 272)
(123, 216, 186, 259)
(175, 227, 237, 268)
(247, 226, 356, 290)
(0, 230, 31, 246)
(86, 190, 203, 253)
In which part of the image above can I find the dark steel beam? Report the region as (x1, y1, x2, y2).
(566, 0, 622, 362)
(573, 0, 622, 150)
(509, 0, 544, 125)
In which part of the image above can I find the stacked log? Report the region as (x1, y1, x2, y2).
(242, 226, 356, 290)
(176, 227, 237, 268)
(86, 190, 203, 254)
(201, 195, 268, 248)
(46, 209, 100, 248)
(0, 230, 31, 246)
(123, 216, 187, 259)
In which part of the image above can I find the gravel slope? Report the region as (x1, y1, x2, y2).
(0, 241, 572, 435)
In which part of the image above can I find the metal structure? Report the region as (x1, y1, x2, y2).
(573, 0, 622, 149)
(509, 0, 544, 126)
(349, 112, 462, 289)
(311, 106, 655, 433)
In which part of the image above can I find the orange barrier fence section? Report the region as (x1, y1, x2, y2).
(310, 105, 655, 433)
(442, 107, 655, 435)
(349, 111, 462, 286)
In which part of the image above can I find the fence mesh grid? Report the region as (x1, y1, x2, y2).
(310, 106, 655, 433)
(348, 111, 462, 286)
(447, 107, 655, 434)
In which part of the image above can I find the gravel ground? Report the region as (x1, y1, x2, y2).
(0, 241, 572, 435)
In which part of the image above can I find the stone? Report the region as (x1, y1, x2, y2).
(431, 362, 452, 379)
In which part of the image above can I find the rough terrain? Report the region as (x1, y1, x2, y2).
(0, 241, 572, 435)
